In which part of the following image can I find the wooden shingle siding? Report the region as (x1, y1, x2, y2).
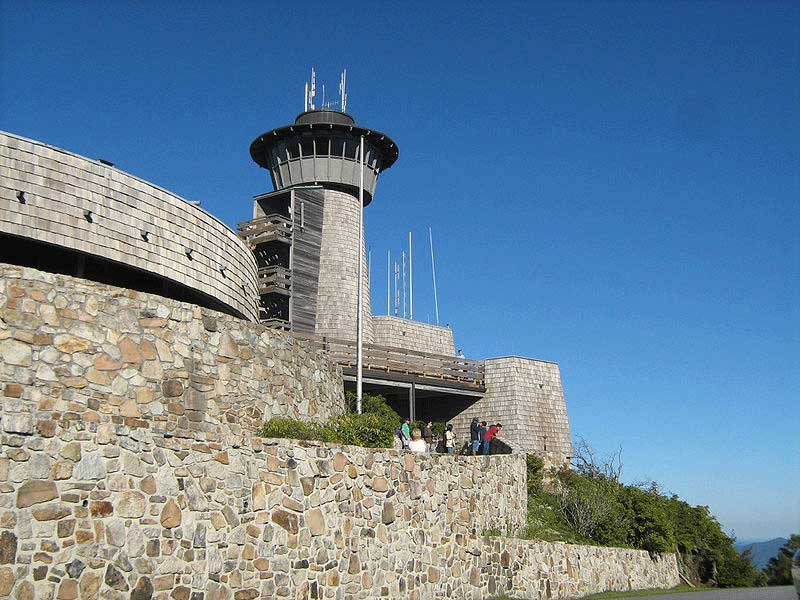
(290, 187, 324, 333)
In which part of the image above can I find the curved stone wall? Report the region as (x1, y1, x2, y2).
(0, 131, 259, 321)
(0, 263, 344, 441)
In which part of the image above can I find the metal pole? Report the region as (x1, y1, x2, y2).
(402, 251, 406, 319)
(356, 136, 365, 414)
(409, 231, 413, 320)
(387, 250, 391, 316)
(429, 227, 440, 326)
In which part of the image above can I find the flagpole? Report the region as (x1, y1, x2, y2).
(356, 136, 365, 414)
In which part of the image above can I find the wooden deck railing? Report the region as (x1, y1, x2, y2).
(237, 214, 293, 245)
(289, 332, 485, 389)
(256, 266, 291, 295)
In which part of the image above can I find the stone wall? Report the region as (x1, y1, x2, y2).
(315, 188, 374, 343)
(372, 316, 456, 356)
(0, 263, 345, 442)
(0, 424, 678, 600)
(0, 131, 259, 321)
(452, 356, 572, 465)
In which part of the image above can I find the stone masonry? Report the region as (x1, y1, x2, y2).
(0, 263, 344, 441)
(452, 357, 573, 465)
(0, 265, 678, 600)
(0, 427, 677, 600)
(371, 316, 455, 356)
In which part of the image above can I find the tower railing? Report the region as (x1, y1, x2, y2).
(236, 213, 293, 245)
(286, 331, 485, 390)
(256, 265, 292, 296)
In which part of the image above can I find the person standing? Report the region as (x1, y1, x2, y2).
(483, 423, 501, 455)
(470, 417, 480, 456)
(444, 424, 455, 455)
(423, 421, 434, 453)
(478, 421, 489, 455)
(400, 418, 411, 449)
(408, 428, 426, 453)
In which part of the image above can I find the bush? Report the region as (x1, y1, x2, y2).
(523, 442, 767, 589)
(260, 393, 401, 449)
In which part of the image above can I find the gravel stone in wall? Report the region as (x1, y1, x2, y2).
(0, 263, 344, 441)
(0, 426, 676, 600)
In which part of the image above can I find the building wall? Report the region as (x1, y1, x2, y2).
(0, 263, 345, 441)
(315, 188, 374, 343)
(289, 188, 325, 334)
(372, 316, 456, 355)
(0, 428, 677, 600)
(452, 356, 573, 465)
(0, 130, 259, 321)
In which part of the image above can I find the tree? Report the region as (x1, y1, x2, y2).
(764, 534, 800, 585)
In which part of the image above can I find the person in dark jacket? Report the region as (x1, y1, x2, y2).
(470, 417, 481, 456)
(423, 421, 434, 453)
(478, 421, 488, 455)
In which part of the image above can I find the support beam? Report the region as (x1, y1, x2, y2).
(409, 382, 416, 422)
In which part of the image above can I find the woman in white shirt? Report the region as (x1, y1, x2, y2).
(444, 424, 455, 455)
(408, 428, 427, 453)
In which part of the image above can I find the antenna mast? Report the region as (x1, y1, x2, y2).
(408, 232, 413, 320)
(402, 250, 406, 319)
(387, 250, 391, 316)
(304, 68, 317, 111)
(429, 227, 440, 326)
(339, 70, 347, 113)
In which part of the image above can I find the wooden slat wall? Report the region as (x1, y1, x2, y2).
(290, 188, 325, 333)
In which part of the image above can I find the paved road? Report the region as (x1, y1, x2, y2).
(604, 586, 797, 600)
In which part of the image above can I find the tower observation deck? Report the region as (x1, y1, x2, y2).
(239, 77, 398, 341)
(249, 108, 398, 204)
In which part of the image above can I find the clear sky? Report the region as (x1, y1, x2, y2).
(1, 1, 797, 541)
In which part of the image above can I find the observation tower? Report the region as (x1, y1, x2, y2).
(239, 70, 398, 341)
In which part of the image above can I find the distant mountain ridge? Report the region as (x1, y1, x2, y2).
(735, 537, 788, 570)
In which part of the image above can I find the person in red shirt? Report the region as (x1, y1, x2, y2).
(482, 423, 502, 455)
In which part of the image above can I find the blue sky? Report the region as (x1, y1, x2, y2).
(1, 1, 797, 541)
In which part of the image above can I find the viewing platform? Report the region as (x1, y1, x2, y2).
(290, 332, 485, 393)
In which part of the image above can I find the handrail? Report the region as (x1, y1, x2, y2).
(257, 266, 291, 294)
(287, 331, 485, 388)
(236, 212, 292, 232)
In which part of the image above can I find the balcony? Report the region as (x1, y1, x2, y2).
(257, 265, 291, 296)
(237, 213, 293, 246)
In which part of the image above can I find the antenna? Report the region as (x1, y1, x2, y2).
(340, 70, 347, 113)
(402, 250, 407, 319)
(408, 231, 413, 321)
(387, 250, 391, 316)
(429, 227, 440, 326)
(394, 262, 400, 316)
(305, 68, 317, 111)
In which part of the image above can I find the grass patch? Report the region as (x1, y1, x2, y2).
(578, 585, 706, 598)
(491, 586, 705, 600)
(523, 490, 593, 545)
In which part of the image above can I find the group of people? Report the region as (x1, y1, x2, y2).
(469, 417, 502, 455)
(395, 417, 502, 456)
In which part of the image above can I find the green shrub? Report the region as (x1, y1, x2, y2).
(261, 393, 401, 449)
(523, 447, 767, 588)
